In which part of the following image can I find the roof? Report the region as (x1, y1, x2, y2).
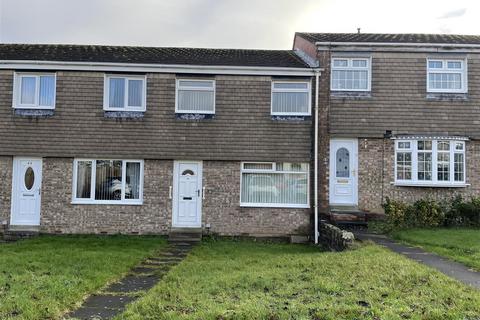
(296, 32, 480, 45)
(0, 44, 310, 68)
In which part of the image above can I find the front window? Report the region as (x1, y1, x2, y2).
(176, 79, 215, 114)
(427, 59, 467, 93)
(104, 75, 146, 111)
(73, 159, 143, 204)
(13, 73, 56, 109)
(395, 140, 465, 186)
(271, 81, 311, 115)
(240, 162, 309, 207)
(331, 57, 370, 91)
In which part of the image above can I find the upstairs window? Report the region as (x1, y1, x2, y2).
(13, 73, 56, 109)
(104, 75, 146, 111)
(331, 57, 370, 91)
(394, 139, 466, 186)
(271, 81, 311, 116)
(176, 79, 215, 114)
(427, 59, 467, 93)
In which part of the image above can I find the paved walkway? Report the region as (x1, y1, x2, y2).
(68, 242, 193, 319)
(355, 232, 480, 289)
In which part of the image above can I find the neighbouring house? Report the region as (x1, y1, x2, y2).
(294, 32, 480, 227)
(3, 32, 480, 240)
(0, 45, 316, 237)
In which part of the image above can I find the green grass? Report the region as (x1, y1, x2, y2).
(392, 228, 480, 271)
(0, 235, 166, 320)
(117, 239, 480, 320)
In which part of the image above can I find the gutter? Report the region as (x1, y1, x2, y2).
(314, 41, 480, 48)
(0, 60, 316, 76)
(313, 68, 321, 244)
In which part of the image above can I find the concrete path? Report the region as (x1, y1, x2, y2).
(355, 231, 480, 289)
(355, 232, 480, 289)
(67, 242, 193, 319)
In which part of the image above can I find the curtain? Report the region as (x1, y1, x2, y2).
(332, 70, 368, 90)
(76, 161, 92, 199)
(178, 90, 214, 112)
(128, 79, 143, 107)
(39, 75, 55, 106)
(20, 76, 36, 105)
(109, 78, 125, 108)
(126, 162, 141, 199)
(272, 91, 308, 114)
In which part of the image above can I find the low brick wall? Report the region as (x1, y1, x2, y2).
(318, 220, 355, 251)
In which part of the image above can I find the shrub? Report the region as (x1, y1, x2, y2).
(382, 196, 480, 230)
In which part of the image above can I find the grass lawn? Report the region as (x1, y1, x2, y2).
(0, 235, 166, 320)
(117, 240, 480, 320)
(392, 228, 480, 272)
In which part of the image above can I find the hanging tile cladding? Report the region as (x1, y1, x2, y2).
(326, 52, 480, 138)
(0, 71, 312, 162)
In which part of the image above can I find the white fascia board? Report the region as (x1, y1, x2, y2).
(315, 41, 480, 48)
(0, 60, 316, 76)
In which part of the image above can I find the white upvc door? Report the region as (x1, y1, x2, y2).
(11, 158, 42, 226)
(329, 139, 358, 206)
(172, 161, 203, 228)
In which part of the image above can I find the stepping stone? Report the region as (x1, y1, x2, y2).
(105, 275, 159, 293)
(69, 306, 120, 319)
(130, 266, 158, 274)
(69, 295, 134, 319)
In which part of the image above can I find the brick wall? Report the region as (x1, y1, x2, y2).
(2, 157, 311, 236)
(358, 138, 480, 213)
(203, 161, 311, 236)
(40, 158, 173, 234)
(0, 156, 12, 224)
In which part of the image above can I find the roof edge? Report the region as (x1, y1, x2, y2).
(0, 60, 316, 76)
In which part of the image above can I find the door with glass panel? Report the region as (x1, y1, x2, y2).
(11, 158, 42, 226)
(329, 139, 358, 205)
(172, 161, 203, 228)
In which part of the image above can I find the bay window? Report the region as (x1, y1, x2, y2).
(13, 73, 56, 109)
(240, 162, 309, 208)
(394, 139, 466, 186)
(271, 81, 311, 115)
(427, 59, 467, 93)
(104, 75, 146, 111)
(73, 159, 143, 204)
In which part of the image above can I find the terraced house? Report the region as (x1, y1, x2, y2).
(0, 45, 317, 239)
(294, 32, 480, 229)
(2, 32, 480, 242)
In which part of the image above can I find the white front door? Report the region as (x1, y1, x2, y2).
(172, 161, 202, 228)
(11, 158, 42, 226)
(329, 139, 358, 206)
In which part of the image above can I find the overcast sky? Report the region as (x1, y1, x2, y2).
(0, 0, 479, 49)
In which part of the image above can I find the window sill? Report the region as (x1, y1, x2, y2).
(392, 182, 469, 188)
(426, 93, 468, 101)
(71, 200, 143, 205)
(175, 113, 215, 120)
(330, 91, 372, 99)
(14, 109, 54, 117)
(240, 203, 310, 209)
(271, 115, 311, 121)
(104, 111, 145, 119)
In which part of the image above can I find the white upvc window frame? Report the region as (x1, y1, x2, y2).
(426, 58, 467, 93)
(239, 161, 310, 208)
(175, 78, 216, 114)
(270, 80, 312, 116)
(394, 140, 466, 187)
(13, 72, 56, 109)
(103, 74, 147, 112)
(72, 159, 144, 205)
(330, 57, 371, 92)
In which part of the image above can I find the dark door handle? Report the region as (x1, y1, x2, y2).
(183, 197, 192, 200)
